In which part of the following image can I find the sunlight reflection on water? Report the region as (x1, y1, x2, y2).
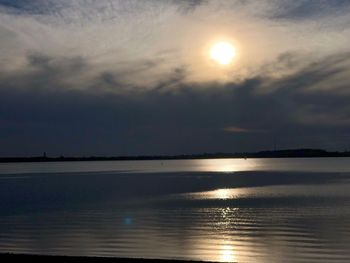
(220, 244, 236, 262)
(195, 158, 257, 173)
(2, 157, 350, 175)
(1, 159, 350, 262)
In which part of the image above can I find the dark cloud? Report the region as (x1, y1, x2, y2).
(0, 0, 205, 17)
(272, 0, 350, 20)
(1, 52, 350, 156)
(173, 0, 207, 13)
(153, 67, 188, 91)
(0, 0, 65, 15)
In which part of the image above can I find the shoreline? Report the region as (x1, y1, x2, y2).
(0, 254, 217, 263)
(1, 149, 350, 163)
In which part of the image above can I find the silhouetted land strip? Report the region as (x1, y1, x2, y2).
(0, 254, 217, 263)
(1, 149, 350, 163)
(0, 149, 350, 163)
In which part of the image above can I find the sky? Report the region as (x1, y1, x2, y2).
(0, 0, 350, 156)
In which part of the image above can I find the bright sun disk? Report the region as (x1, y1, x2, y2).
(210, 42, 236, 65)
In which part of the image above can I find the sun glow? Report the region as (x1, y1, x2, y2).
(220, 245, 236, 262)
(210, 42, 236, 65)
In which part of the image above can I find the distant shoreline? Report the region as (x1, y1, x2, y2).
(0, 254, 214, 263)
(1, 149, 350, 163)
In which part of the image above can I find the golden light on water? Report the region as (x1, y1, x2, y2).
(210, 42, 236, 65)
(215, 189, 233, 200)
(179, 188, 246, 202)
(220, 245, 236, 262)
(194, 158, 258, 173)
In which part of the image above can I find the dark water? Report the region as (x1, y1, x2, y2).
(0, 158, 350, 262)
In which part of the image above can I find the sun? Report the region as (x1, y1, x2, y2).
(210, 42, 236, 65)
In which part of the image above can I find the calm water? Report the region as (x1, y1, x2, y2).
(0, 158, 350, 262)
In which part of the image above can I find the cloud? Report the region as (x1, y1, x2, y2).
(173, 0, 207, 13)
(1, 0, 350, 86)
(271, 0, 350, 20)
(0, 1, 350, 155)
(0, 0, 205, 17)
(0, 0, 62, 15)
(0, 0, 209, 86)
(1, 51, 350, 156)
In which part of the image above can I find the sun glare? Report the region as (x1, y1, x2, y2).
(220, 245, 236, 262)
(210, 42, 236, 65)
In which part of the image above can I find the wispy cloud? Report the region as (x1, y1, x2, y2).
(0, 1, 350, 155)
(1, 51, 350, 155)
(271, 0, 350, 20)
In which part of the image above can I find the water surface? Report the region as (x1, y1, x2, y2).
(0, 158, 350, 262)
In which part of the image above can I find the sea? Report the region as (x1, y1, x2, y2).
(0, 158, 350, 263)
